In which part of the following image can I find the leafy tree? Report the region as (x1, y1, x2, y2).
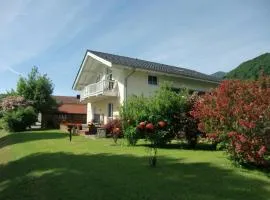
(121, 83, 202, 166)
(16, 66, 56, 113)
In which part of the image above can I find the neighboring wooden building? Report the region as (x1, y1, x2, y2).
(42, 96, 87, 128)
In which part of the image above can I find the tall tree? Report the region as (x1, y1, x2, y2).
(16, 66, 56, 113)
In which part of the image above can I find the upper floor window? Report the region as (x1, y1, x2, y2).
(96, 74, 101, 83)
(148, 75, 158, 85)
(107, 73, 112, 80)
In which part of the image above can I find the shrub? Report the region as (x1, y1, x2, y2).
(103, 119, 122, 143)
(191, 76, 270, 168)
(1, 106, 37, 132)
(124, 126, 140, 146)
(0, 95, 31, 111)
(120, 95, 150, 127)
(121, 83, 199, 146)
(178, 92, 202, 148)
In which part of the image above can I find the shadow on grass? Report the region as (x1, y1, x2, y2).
(0, 152, 269, 200)
(0, 130, 67, 149)
(137, 142, 217, 151)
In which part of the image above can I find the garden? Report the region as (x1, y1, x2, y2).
(0, 67, 270, 199)
(106, 77, 270, 170)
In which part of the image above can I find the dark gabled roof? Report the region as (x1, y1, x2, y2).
(53, 96, 86, 114)
(53, 96, 85, 105)
(88, 50, 220, 83)
(57, 104, 87, 114)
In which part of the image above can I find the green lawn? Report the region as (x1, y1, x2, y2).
(0, 130, 269, 200)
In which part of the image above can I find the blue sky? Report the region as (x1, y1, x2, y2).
(0, 0, 269, 95)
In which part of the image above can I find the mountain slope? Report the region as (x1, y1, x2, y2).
(225, 53, 270, 80)
(211, 71, 226, 79)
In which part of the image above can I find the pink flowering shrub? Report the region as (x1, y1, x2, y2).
(0, 95, 36, 132)
(0, 96, 32, 111)
(191, 77, 270, 168)
(103, 119, 123, 143)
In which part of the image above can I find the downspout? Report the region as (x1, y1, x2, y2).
(124, 68, 136, 102)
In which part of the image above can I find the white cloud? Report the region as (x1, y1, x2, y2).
(8, 67, 24, 76)
(0, 0, 29, 30)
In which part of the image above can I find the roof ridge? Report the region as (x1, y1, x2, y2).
(88, 49, 186, 70)
(87, 49, 220, 83)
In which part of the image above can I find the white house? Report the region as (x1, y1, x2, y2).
(72, 50, 220, 124)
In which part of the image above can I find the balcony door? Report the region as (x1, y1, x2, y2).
(96, 74, 101, 83)
(105, 73, 114, 90)
(105, 73, 112, 80)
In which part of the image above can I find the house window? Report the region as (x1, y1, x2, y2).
(59, 114, 67, 120)
(108, 103, 113, 118)
(171, 87, 182, 93)
(148, 75, 158, 85)
(96, 74, 101, 83)
(107, 73, 112, 80)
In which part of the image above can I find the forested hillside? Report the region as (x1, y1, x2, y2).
(225, 53, 270, 80)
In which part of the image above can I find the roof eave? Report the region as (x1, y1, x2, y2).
(72, 50, 112, 90)
(72, 51, 89, 90)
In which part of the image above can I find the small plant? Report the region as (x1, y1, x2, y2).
(112, 127, 121, 143)
(103, 119, 122, 143)
(123, 126, 139, 146)
(137, 121, 168, 167)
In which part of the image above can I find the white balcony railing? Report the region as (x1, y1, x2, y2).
(81, 80, 117, 100)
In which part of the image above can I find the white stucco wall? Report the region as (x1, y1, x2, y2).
(86, 97, 120, 124)
(125, 69, 218, 98)
(111, 67, 126, 104)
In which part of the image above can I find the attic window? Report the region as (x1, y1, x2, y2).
(148, 75, 158, 85)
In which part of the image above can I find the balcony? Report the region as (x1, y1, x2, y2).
(80, 80, 118, 101)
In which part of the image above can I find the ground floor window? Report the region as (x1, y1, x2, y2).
(148, 75, 158, 85)
(59, 114, 67, 120)
(108, 103, 113, 118)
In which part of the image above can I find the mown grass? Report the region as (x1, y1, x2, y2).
(0, 130, 269, 200)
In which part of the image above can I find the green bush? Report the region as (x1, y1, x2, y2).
(1, 106, 37, 132)
(124, 126, 140, 146)
(120, 95, 150, 127)
(121, 83, 200, 147)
